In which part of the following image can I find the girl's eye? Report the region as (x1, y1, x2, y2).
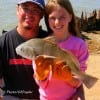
(49, 16, 67, 21)
(59, 16, 66, 21)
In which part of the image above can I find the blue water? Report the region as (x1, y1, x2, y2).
(0, 0, 17, 35)
(0, 0, 100, 35)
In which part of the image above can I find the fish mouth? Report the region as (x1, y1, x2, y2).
(16, 46, 21, 55)
(16, 45, 35, 60)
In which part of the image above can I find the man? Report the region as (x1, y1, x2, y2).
(0, 0, 49, 99)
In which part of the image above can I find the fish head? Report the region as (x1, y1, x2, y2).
(16, 44, 36, 60)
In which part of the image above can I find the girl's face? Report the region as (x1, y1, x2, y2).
(48, 4, 72, 39)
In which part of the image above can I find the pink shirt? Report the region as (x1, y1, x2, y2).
(33, 61, 76, 100)
(32, 35, 89, 100)
(57, 35, 89, 72)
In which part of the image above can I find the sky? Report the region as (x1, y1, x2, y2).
(70, 0, 100, 10)
(70, 0, 100, 17)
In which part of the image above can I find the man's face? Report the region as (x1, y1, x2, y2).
(17, 2, 43, 30)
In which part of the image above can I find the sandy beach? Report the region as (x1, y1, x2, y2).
(85, 54, 100, 100)
(82, 32, 100, 100)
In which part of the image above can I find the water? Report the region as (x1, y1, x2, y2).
(0, 0, 17, 35)
(0, 0, 100, 35)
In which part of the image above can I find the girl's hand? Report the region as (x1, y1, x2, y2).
(52, 58, 81, 88)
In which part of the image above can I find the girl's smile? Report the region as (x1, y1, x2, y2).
(48, 4, 72, 40)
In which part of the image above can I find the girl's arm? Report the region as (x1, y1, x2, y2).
(78, 41, 89, 72)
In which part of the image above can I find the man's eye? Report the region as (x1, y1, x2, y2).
(22, 7, 42, 15)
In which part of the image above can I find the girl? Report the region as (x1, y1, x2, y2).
(45, 0, 89, 99)
(33, 0, 89, 99)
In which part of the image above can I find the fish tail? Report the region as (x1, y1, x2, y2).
(81, 74, 98, 89)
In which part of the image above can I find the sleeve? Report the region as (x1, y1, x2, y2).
(78, 41, 89, 72)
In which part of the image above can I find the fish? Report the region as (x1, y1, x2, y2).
(16, 38, 98, 89)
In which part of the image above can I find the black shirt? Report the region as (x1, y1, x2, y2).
(0, 28, 49, 99)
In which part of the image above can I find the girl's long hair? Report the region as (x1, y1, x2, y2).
(45, 0, 81, 37)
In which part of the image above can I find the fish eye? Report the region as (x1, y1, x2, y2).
(21, 48, 24, 52)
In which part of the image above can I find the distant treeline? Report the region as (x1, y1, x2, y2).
(76, 9, 100, 32)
